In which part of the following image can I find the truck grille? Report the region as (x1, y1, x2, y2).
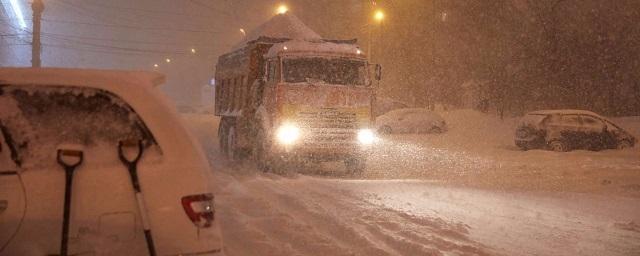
(295, 108, 358, 129)
(294, 108, 359, 147)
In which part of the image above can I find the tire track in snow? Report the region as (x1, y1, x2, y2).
(183, 114, 494, 255)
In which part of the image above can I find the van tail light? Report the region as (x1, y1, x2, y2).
(181, 193, 215, 228)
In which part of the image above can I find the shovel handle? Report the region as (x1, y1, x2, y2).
(57, 149, 84, 169)
(118, 140, 144, 165)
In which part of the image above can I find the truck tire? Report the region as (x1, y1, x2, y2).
(254, 128, 271, 172)
(344, 157, 366, 175)
(218, 121, 227, 154)
(226, 126, 237, 160)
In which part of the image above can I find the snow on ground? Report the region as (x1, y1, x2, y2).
(182, 111, 640, 256)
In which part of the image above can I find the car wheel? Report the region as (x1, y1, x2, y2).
(344, 157, 366, 175)
(431, 126, 442, 133)
(378, 125, 392, 135)
(617, 140, 633, 150)
(549, 140, 568, 152)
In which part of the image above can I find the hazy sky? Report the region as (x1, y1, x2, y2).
(0, 0, 322, 104)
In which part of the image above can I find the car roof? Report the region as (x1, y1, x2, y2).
(0, 67, 165, 92)
(527, 109, 602, 117)
(0, 68, 209, 165)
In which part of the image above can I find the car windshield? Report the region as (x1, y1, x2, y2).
(283, 57, 366, 86)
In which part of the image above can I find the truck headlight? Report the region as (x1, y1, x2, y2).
(357, 129, 376, 145)
(276, 123, 300, 145)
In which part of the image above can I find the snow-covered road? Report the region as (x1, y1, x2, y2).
(183, 114, 640, 256)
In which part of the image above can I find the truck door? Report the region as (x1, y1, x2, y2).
(0, 121, 24, 253)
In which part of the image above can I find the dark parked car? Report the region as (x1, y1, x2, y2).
(515, 110, 636, 152)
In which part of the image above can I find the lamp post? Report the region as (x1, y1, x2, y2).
(31, 0, 44, 67)
(368, 9, 385, 60)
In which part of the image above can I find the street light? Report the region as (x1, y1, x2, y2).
(374, 10, 385, 22)
(165, 58, 171, 63)
(276, 4, 288, 15)
(368, 9, 385, 59)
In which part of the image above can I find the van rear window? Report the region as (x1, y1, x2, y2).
(0, 85, 157, 169)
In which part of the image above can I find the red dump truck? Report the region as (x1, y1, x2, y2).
(214, 14, 381, 173)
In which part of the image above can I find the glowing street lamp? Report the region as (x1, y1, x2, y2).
(165, 58, 171, 63)
(239, 28, 246, 36)
(153, 64, 159, 68)
(191, 48, 196, 54)
(374, 10, 385, 22)
(276, 4, 288, 15)
(368, 9, 386, 59)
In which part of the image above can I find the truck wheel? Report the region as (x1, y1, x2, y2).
(218, 122, 227, 154)
(227, 126, 237, 160)
(254, 128, 271, 172)
(344, 157, 366, 175)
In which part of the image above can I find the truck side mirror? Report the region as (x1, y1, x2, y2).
(375, 64, 382, 81)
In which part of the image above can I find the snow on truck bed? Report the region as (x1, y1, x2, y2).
(234, 13, 321, 49)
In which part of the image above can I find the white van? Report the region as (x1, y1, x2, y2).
(0, 68, 224, 255)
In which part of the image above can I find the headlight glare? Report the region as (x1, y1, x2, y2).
(276, 123, 300, 145)
(358, 129, 376, 144)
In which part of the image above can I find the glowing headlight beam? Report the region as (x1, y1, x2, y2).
(276, 123, 300, 145)
(9, 0, 27, 29)
(358, 129, 376, 145)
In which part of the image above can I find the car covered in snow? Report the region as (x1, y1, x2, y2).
(375, 108, 447, 134)
(515, 109, 636, 152)
(0, 68, 224, 255)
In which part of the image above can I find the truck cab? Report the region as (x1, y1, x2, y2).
(214, 13, 381, 174)
(259, 40, 377, 172)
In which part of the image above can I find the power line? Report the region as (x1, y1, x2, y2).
(39, 18, 223, 34)
(188, 0, 234, 17)
(40, 34, 207, 55)
(42, 43, 216, 57)
(78, 0, 217, 20)
(40, 31, 214, 47)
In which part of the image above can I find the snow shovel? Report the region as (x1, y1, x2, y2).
(118, 140, 156, 256)
(56, 148, 84, 256)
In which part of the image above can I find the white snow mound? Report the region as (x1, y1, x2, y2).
(235, 13, 321, 48)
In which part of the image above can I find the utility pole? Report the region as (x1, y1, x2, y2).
(31, 0, 44, 68)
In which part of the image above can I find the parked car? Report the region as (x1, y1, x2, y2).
(375, 108, 447, 134)
(0, 68, 224, 255)
(515, 109, 636, 152)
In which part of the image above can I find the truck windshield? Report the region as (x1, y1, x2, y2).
(283, 57, 366, 86)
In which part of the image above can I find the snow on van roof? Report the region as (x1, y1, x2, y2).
(0, 67, 165, 90)
(266, 39, 362, 57)
(235, 12, 321, 49)
(527, 109, 601, 116)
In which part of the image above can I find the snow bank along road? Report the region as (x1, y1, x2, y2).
(182, 113, 640, 256)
